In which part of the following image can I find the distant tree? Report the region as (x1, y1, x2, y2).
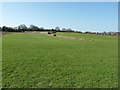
(2, 26, 8, 31)
(85, 31, 91, 34)
(103, 31, 106, 35)
(62, 28, 66, 32)
(91, 32, 96, 34)
(75, 31, 82, 33)
(51, 28, 54, 31)
(108, 32, 111, 36)
(18, 24, 28, 32)
(29, 25, 39, 31)
(18, 24, 27, 29)
(13, 27, 18, 32)
(0, 27, 1, 31)
(39, 27, 45, 31)
(66, 28, 73, 32)
(55, 27, 60, 31)
(8, 27, 14, 32)
(78, 31, 82, 33)
(2, 26, 15, 32)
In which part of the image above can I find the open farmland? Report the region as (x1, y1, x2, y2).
(0, 36, 2, 89)
(2, 32, 118, 88)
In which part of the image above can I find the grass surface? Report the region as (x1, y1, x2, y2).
(0, 36, 2, 89)
(2, 32, 118, 88)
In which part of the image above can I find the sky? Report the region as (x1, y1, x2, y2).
(1, 2, 118, 32)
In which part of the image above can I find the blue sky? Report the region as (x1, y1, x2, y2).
(1, 2, 118, 32)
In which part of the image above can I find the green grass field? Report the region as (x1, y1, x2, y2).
(0, 36, 2, 89)
(2, 32, 118, 88)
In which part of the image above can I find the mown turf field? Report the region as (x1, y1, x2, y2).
(0, 36, 2, 89)
(2, 32, 118, 88)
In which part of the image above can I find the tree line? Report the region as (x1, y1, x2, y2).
(0, 24, 119, 36)
(0, 24, 74, 32)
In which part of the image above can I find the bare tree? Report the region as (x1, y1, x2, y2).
(55, 27, 60, 31)
(29, 25, 39, 31)
(66, 28, 73, 32)
(18, 24, 28, 30)
(62, 28, 66, 32)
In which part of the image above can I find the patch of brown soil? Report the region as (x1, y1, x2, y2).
(24, 31, 48, 34)
(47, 34, 94, 41)
(56, 35, 86, 40)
